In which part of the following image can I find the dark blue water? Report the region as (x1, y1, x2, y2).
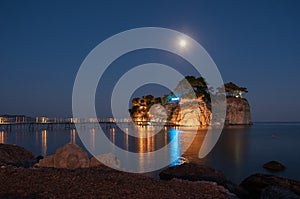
(204, 123, 300, 183)
(1, 123, 300, 183)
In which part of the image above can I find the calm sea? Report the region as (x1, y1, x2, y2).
(1, 122, 300, 184)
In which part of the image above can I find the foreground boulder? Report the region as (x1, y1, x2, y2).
(90, 153, 121, 169)
(240, 173, 300, 198)
(0, 144, 35, 167)
(37, 143, 89, 169)
(159, 163, 249, 198)
(263, 161, 286, 172)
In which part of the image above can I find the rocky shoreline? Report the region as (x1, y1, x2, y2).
(1, 143, 300, 199)
(0, 167, 238, 199)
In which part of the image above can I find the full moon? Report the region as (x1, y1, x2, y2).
(179, 39, 187, 47)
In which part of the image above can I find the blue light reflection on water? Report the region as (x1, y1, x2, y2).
(168, 128, 181, 166)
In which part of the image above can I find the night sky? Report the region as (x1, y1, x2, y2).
(0, 1, 299, 122)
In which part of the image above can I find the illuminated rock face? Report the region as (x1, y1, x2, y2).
(149, 104, 167, 122)
(130, 96, 251, 126)
(130, 105, 149, 123)
(166, 98, 212, 126)
(225, 97, 252, 125)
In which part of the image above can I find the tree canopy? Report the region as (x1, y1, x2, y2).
(130, 77, 248, 111)
(174, 76, 209, 99)
(224, 82, 248, 97)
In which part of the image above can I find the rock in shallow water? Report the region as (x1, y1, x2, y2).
(263, 161, 286, 172)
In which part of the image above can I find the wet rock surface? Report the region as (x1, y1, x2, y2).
(159, 163, 248, 199)
(261, 186, 300, 199)
(240, 173, 300, 199)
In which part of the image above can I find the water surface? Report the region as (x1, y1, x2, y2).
(1, 122, 300, 183)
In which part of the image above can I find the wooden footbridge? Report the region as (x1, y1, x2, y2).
(0, 116, 178, 131)
(0, 117, 122, 131)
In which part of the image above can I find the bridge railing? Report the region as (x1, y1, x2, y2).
(0, 117, 174, 125)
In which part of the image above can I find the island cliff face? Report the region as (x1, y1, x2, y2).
(165, 97, 212, 126)
(130, 96, 251, 126)
(225, 97, 252, 125)
(130, 77, 252, 126)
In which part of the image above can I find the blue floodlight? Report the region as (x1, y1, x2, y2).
(171, 97, 180, 102)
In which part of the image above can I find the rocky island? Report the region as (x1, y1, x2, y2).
(129, 76, 252, 126)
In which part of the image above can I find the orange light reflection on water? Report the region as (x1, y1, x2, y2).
(0, 131, 5, 144)
(41, 130, 47, 157)
(70, 129, 76, 144)
(90, 128, 95, 153)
